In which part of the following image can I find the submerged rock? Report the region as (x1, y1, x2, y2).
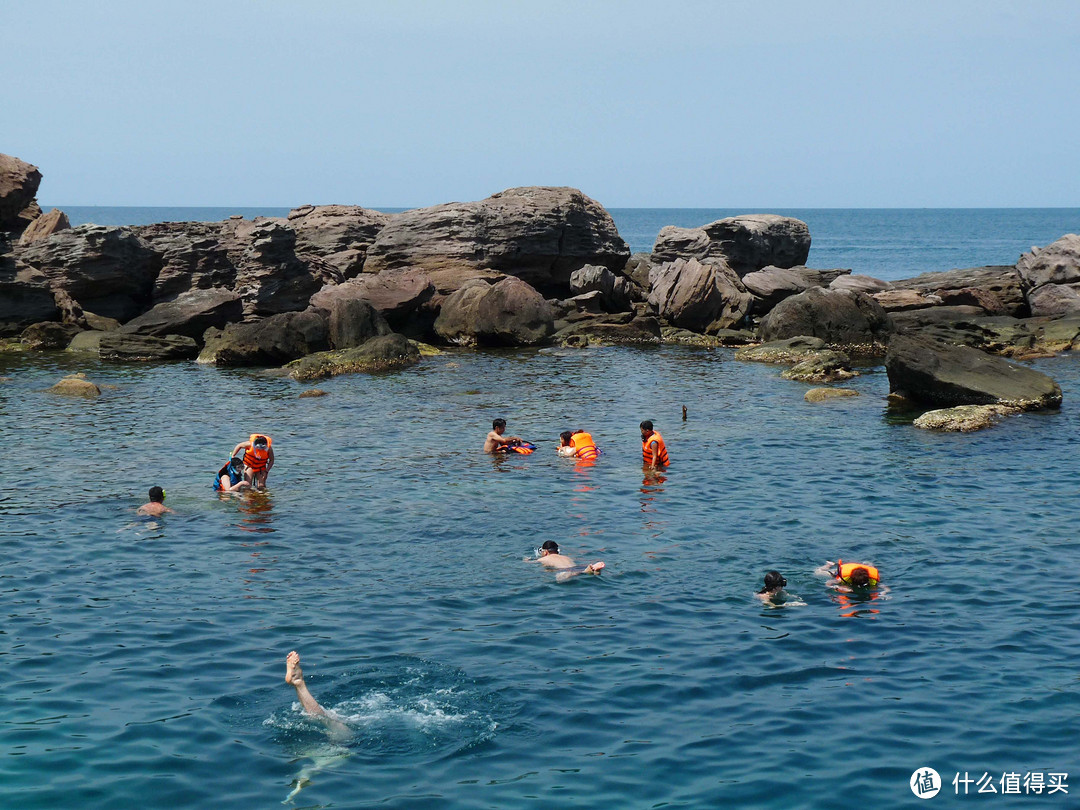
(285, 333, 420, 380)
(781, 350, 857, 383)
(735, 336, 828, 364)
(913, 404, 1020, 432)
(98, 333, 199, 361)
(804, 387, 860, 403)
(298, 388, 329, 398)
(47, 373, 101, 397)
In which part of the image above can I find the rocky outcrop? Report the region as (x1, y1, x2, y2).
(872, 289, 942, 312)
(285, 333, 420, 380)
(0, 281, 59, 336)
(913, 404, 1020, 432)
(648, 257, 752, 332)
(758, 288, 892, 352)
(1015, 234, 1080, 289)
(347, 267, 435, 329)
(47, 373, 100, 397)
(233, 222, 329, 317)
(0, 154, 42, 233)
(885, 334, 1062, 410)
(98, 333, 199, 361)
(15, 226, 160, 321)
(829, 274, 893, 295)
(328, 298, 393, 349)
(287, 204, 392, 278)
(890, 266, 1027, 317)
(197, 309, 330, 366)
(1027, 284, 1080, 318)
(434, 276, 554, 346)
(569, 264, 633, 312)
(651, 215, 810, 275)
(18, 209, 70, 245)
(20, 321, 81, 350)
(133, 219, 248, 302)
(557, 315, 662, 347)
(805, 387, 859, 403)
(735, 336, 828, 364)
(118, 288, 243, 342)
(364, 187, 629, 295)
(780, 350, 857, 383)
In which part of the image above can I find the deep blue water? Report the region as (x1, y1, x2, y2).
(2, 341, 1079, 808)
(54, 205, 1080, 281)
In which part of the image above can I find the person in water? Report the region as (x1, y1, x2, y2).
(137, 486, 174, 516)
(818, 560, 881, 591)
(484, 418, 524, 453)
(284, 651, 349, 734)
(640, 420, 669, 470)
(230, 434, 274, 488)
(528, 540, 605, 579)
(557, 429, 600, 460)
(757, 570, 787, 602)
(214, 455, 251, 493)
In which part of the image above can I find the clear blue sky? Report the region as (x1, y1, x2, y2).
(5, 1, 1079, 208)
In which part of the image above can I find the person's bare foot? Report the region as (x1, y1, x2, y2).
(586, 561, 605, 574)
(285, 650, 304, 686)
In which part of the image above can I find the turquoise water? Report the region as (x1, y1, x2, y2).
(3, 346, 1079, 808)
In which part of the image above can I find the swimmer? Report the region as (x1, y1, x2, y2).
(527, 540, 605, 581)
(231, 434, 274, 488)
(557, 431, 576, 457)
(285, 651, 350, 735)
(137, 486, 174, 516)
(816, 559, 881, 592)
(484, 418, 524, 453)
(215, 455, 251, 493)
(756, 570, 787, 603)
(557, 429, 600, 460)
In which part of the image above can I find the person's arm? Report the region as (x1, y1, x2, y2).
(266, 446, 275, 472)
(646, 438, 659, 469)
(231, 442, 248, 459)
(220, 475, 250, 493)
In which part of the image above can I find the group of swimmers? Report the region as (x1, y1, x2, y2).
(484, 418, 670, 470)
(757, 560, 883, 604)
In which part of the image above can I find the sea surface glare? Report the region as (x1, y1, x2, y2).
(3, 208, 1080, 808)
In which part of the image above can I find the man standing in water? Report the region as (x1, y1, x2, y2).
(484, 418, 524, 453)
(640, 420, 669, 470)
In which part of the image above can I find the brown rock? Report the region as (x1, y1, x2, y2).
(288, 204, 392, 278)
(18, 209, 71, 245)
(805, 387, 860, 403)
(648, 257, 752, 332)
(434, 277, 554, 347)
(47, 373, 100, 397)
(1016, 234, 1080, 288)
(0, 154, 42, 233)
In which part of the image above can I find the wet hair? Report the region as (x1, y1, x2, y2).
(640, 420, 653, 431)
(148, 486, 165, 503)
(253, 435, 268, 447)
(541, 540, 560, 553)
(849, 567, 872, 588)
(493, 418, 506, 430)
(560, 430, 573, 444)
(759, 570, 787, 594)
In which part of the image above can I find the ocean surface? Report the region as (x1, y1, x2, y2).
(4, 209, 1080, 809)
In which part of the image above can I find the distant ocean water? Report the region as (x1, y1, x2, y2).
(54, 205, 1080, 282)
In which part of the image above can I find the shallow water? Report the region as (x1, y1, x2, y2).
(2, 346, 1078, 808)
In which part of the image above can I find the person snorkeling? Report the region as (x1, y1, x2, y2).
(214, 455, 251, 493)
(527, 540, 605, 581)
(230, 434, 274, 488)
(137, 486, 174, 516)
(757, 570, 787, 602)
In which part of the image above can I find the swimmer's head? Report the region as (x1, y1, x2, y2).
(493, 418, 506, 433)
(229, 456, 245, 471)
(541, 540, 560, 555)
(148, 486, 165, 503)
(253, 435, 268, 449)
(560, 430, 573, 445)
(849, 567, 872, 588)
(760, 570, 786, 593)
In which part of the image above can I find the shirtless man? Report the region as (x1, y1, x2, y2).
(484, 418, 523, 453)
(527, 540, 605, 580)
(137, 486, 174, 516)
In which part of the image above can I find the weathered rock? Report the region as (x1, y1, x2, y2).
(872, 289, 942, 312)
(197, 309, 330, 366)
(623, 253, 653, 292)
(0, 281, 59, 336)
(805, 387, 859, 403)
(557, 315, 662, 347)
(742, 266, 818, 311)
(98, 333, 199, 361)
(1015, 234, 1080, 289)
(913, 404, 1020, 432)
(735, 336, 828, 364)
(781, 350, 857, 383)
(0, 154, 42, 233)
(328, 297, 393, 349)
(20, 321, 81, 350)
(829, 274, 893, 295)
(133, 220, 246, 302)
(68, 330, 106, 353)
(885, 334, 1062, 410)
(1027, 283, 1080, 318)
(365, 187, 629, 295)
(16, 225, 160, 320)
(84, 311, 121, 332)
(891, 266, 1027, 318)
(648, 257, 752, 332)
(758, 287, 892, 353)
(652, 215, 810, 275)
(434, 276, 554, 346)
(287, 204, 392, 278)
(285, 333, 420, 380)
(118, 288, 243, 342)
(52, 288, 87, 327)
(569, 264, 633, 312)
(18, 209, 71, 245)
(351, 268, 435, 328)
(47, 373, 100, 398)
(233, 222, 326, 317)
(298, 388, 329, 398)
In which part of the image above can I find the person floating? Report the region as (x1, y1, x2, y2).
(137, 486, 174, 516)
(557, 429, 599, 460)
(834, 560, 880, 589)
(640, 420, 669, 469)
(484, 418, 534, 454)
(214, 455, 251, 493)
(527, 540, 605, 581)
(757, 570, 787, 602)
(231, 434, 274, 488)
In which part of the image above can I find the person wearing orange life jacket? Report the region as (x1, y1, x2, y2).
(639, 420, 669, 469)
(558, 429, 600, 460)
(230, 433, 274, 489)
(834, 560, 881, 589)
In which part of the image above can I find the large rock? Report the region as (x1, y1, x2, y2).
(741, 266, 818, 311)
(556, 315, 662, 347)
(365, 187, 629, 295)
(0, 281, 59, 336)
(1015, 234, 1080, 289)
(648, 257, 752, 332)
(434, 276, 554, 346)
(1027, 283, 1080, 318)
(47, 373, 100, 398)
(233, 222, 327, 317)
(758, 287, 892, 352)
(328, 297, 393, 349)
(284, 333, 420, 380)
(891, 266, 1027, 317)
(197, 309, 329, 366)
(652, 215, 810, 275)
(351, 267, 435, 325)
(118, 288, 244, 342)
(829, 274, 893, 295)
(133, 220, 247, 302)
(18, 209, 70, 245)
(15, 225, 160, 321)
(98, 333, 199, 361)
(569, 264, 633, 312)
(20, 321, 81, 350)
(0, 154, 42, 233)
(885, 334, 1062, 410)
(287, 204, 392, 278)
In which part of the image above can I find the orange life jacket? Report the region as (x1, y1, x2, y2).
(570, 431, 599, 460)
(642, 431, 669, 467)
(836, 560, 880, 587)
(243, 433, 272, 472)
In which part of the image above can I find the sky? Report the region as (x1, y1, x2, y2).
(4, 1, 1079, 208)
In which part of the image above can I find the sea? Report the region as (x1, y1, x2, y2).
(2, 208, 1079, 809)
